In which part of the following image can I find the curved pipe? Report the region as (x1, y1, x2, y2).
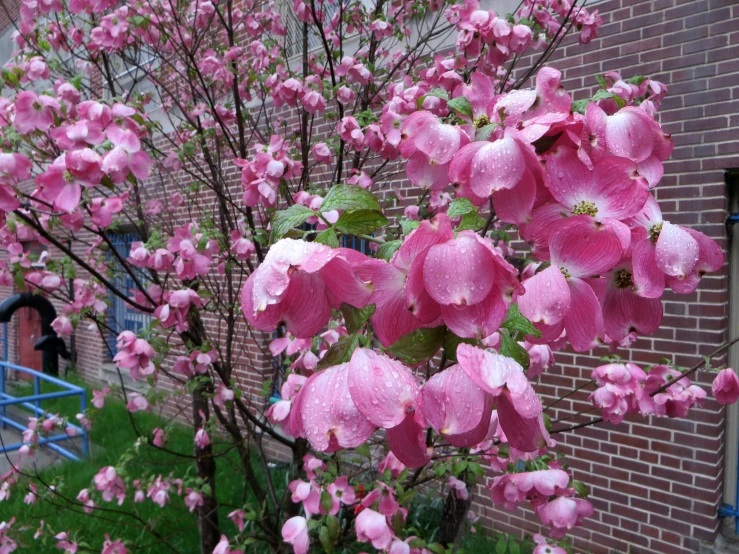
(0, 293, 70, 375)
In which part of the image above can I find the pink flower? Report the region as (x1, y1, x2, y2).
(289, 479, 321, 518)
(184, 489, 204, 512)
(377, 452, 405, 479)
(241, 239, 372, 338)
(536, 496, 593, 539)
(303, 454, 326, 479)
(533, 534, 566, 554)
(101, 535, 127, 554)
(228, 510, 245, 532)
(52, 316, 74, 336)
(712, 368, 739, 405)
(14, 90, 59, 134)
(447, 476, 468, 500)
(93, 466, 126, 504)
(213, 535, 243, 554)
(37, 149, 104, 212)
(456, 344, 552, 453)
(54, 532, 78, 553)
(326, 476, 356, 514)
(194, 428, 210, 449)
(112, 331, 155, 380)
(282, 517, 309, 554)
(311, 142, 332, 164)
(355, 509, 394, 550)
(92, 387, 109, 409)
(126, 392, 150, 413)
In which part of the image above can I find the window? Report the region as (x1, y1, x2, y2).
(106, 233, 151, 356)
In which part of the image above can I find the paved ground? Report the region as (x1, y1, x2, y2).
(0, 406, 87, 476)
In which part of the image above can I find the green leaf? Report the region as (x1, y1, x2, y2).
(271, 204, 315, 241)
(427, 88, 450, 101)
(498, 331, 529, 370)
(595, 74, 607, 89)
(326, 515, 340, 540)
(495, 535, 508, 554)
(320, 491, 334, 515)
(387, 326, 446, 366)
(447, 96, 473, 119)
(573, 479, 589, 498)
(434, 463, 449, 477)
(317, 334, 360, 369)
(571, 99, 589, 114)
(457, 212, 486, 231)
(509, 541, 521, 554)
(447, 197, 476, 219)
(453, 460, 468, 475)
(501, 303, 541, 338)
(321, 184, 381, 213)
(592, 89, 627, 109)
(628, 75, 646, 86)
(315, 228, 339, 248)
(354, 443, 372, 460)
(427, 543, 446, 554)
(443, 330, 476, 363)
(335, 209, 388, 235)
(341, 303, 376, 334)
(319, 525, 335, 554)
(475, 123, 499, 141)
(376, 240, 402, 261)
(401, 218, 420, 235)
(468, 462, 484, 478)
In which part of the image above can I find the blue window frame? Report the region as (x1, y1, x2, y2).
(106, 233, 152, 357)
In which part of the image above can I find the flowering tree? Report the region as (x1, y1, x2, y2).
(0, 0, 734, 553)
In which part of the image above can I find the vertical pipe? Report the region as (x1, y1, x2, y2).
(33, 375, 40, 414)
(2, 322, 6, 361)
(0, 363, 5, 429)
(80, 389, 88, 458)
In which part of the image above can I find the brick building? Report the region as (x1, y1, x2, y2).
(0, 1, 738, 553)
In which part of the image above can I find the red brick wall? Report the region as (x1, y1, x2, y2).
(0, 0, 737, 552)
(469, 1, 739, 553)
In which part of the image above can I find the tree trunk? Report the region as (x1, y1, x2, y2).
(438, 489, 472, 547)
(193, 386, 220, 554)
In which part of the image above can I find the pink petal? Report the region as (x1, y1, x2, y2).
(493, 168, 537, 225)
(423, 231, 494, 306)
(631, 238, 664, 298)
(550, 216, 624, 278)
(655, 222, 699, 279)
(415, 122, 462, 166)
(276, 272, 333, 338)
(282, 517, 310, 554)
(518, 265, 571, 327)
(406, 151, 450, 190)
(519, 202, 569, 261)
(294, 364, 375, 451)
(393, 213, 454, 272)
(54, 182, 82, 213)
(496, 392, 552, 453)
(421, 364, 493, 446)
(405, 256, 441, 324)
(356, 260, 424, 347)
(602, 284, 662, 341)
(636, 155, 663, 189)
(130, 151, 153, 179)
(320, 255, 374, 309)
(605, 107, 655, 163)
(563, 278, 603, 352)
(348, 349, 420, 428)
(386, 411, 431, 468)
(456, 343, 521, 396)
(590, 157, 648, 219)
(469, 137, 525, 198)
(439, 286, 507, 339)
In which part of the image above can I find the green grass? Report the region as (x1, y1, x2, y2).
(0, 377, 543, 554)
(0, 377, 285, 553)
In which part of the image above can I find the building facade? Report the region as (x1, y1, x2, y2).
(0, 1, 738, 553)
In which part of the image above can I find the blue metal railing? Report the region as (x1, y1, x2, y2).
(0, 361, 88, 462)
